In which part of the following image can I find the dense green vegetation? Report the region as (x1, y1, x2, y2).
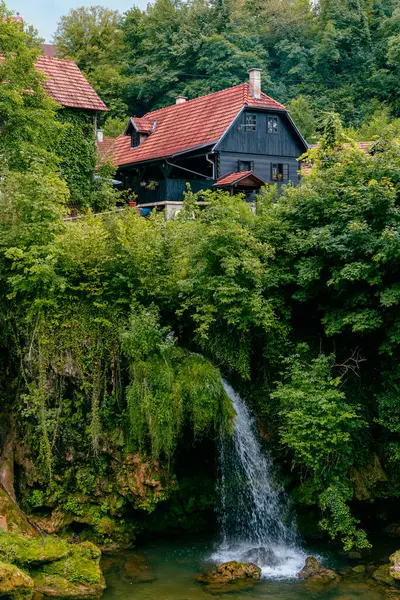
(2, 0, 400, 558)
(54, 0, 400, 137)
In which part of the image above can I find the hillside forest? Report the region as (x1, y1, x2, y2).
(53, 0, 400, 141)
(1, 0, 400, 588)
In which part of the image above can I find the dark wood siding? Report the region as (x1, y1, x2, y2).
(218, 152, 301, 186)
(217, 109, 304, 185)
(218, 110, 305, 158)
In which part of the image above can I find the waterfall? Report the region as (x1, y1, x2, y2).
(211, 381, 306, 578)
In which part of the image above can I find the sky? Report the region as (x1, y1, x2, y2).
(10, 0, 147, 42)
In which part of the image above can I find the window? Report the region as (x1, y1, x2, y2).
(271, 163, 289, 181)
(131, 131, 140, 148)
(267, 116, 278, 134)
(245, 113, 257, 131)
(238, 160, 254, 172)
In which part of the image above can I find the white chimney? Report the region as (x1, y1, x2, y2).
(176, 96, 187, 105)
(97, 129, 104, 143)
(248, 68, 262, 99)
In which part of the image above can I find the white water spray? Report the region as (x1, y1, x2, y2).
(212, 381, 306, 578)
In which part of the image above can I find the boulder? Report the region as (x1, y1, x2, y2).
(34, 542, 105, 599)
(372, 564, 393, 586)
(123, 553, 155, 583)
(40, 542, 103, 586)
(239, 547, 281, 567)
(0, 531, 70, 565)
(33, 574, 105, 599)
(0, 560, 34, 598)
(196, 561, 261, 585)
(297, 556, 338, 583)
(390, 552, 400, 580)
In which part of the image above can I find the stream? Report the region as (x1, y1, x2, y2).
(101, 536, 400, 599)
(102, 381, 398, 599)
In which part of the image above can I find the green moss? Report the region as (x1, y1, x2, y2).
(0, 491, 35, 535)
(0, 532, 70, 566)
(33, 572, 105, 599)
(0, 561, 34, 598)
(41, 542, 102, 585)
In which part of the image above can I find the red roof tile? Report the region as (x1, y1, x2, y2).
(114, 83, 285, 167)
(97, 137, 116, 165)
(36, 56, 107, 112)
(214, 170, 265, 187)
(130, 117, 155, 134)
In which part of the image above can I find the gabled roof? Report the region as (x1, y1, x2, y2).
(36, 56, 107, 112)
(129, 117, 155, 134)
(97, 137, 116, 166)
(114, 83, 286, 168)
(214, 170, 265, 187)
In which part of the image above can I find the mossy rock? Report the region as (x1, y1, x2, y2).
(0, 560, 34, 598)
(372, 564, 393, 586)
(0, 491, 37, 537)
(41, 543, 102, 586)
(0, 532, 70, 566)
(390, 551, 400, 580)
(33, 574, 105, 599)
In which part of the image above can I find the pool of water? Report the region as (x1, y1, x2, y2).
(101, 537, 398, 600)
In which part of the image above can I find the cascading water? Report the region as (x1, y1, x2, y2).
(211, 381, 307, 578)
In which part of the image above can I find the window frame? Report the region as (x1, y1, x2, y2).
(267, 115, 279, 135)
(271, 163, 289, 181)
(245, 113, 257, 132)
(238, 160, 254, 172)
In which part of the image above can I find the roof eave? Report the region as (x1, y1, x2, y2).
(117, 141, 218, 169)
(212, 106, 245, 152)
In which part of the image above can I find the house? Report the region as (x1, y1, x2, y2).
(113, 69, 308, 210)
(36, 55, 107, 119)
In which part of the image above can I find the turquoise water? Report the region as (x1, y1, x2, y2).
(101, 537, 397, 600)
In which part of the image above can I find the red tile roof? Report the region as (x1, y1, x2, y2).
(214, 170, 265, 187)
(36, 56, 107, 112)
(97, 137, 116, 165)
(114, 83, 286, 167)
(130, 117, 155, 134)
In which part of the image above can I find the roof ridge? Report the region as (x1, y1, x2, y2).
(143, 83, 247, 118)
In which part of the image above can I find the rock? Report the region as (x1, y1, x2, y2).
(0, 560, 34, 598)
(351, 564, 366, 574)
(33, 574, 105, 598)
(385, 524, 400, 538)
(40, 542, 102, 585)
(34, 542, 105, 599)
(0, 516, 8, 533)
(0, 531, 70, 565)
(390, 552, 400, 580)
(116, 453, 170, 511)
(196, 561, 261, 586)
(350, 453, 387, 501)
(297, 556, 338, 582)
(372, 564, 394, 586)
(0, 489, 38, 536)
(123, 553, 155, 583)
(239, 547, 281, 567)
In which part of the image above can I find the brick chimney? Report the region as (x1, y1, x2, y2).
(248, 68, 262, 99)
(176, 96, 187, 105)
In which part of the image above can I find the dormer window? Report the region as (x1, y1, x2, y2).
(245, 113, 257, 131)
(131, 130, 140, 148)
